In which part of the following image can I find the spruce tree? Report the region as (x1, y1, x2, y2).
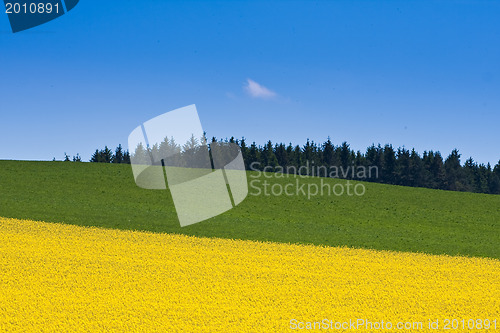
(444, 149, 462, 191)
(113, 144, 124, 163)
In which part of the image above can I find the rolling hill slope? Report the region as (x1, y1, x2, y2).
(0, 160, 498, 258)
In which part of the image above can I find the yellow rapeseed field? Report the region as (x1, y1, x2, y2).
(0, 217, 498, 332)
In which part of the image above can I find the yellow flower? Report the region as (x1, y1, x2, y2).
(0, 217, 498, 332)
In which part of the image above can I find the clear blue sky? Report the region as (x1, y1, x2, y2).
(1, 1, 499, 165)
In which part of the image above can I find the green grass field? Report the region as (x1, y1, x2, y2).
(0, 160, 499, 258)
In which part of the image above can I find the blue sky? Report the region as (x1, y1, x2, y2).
(1, 0, 499, 165)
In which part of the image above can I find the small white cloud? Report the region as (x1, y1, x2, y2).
(244, 79, 277, 99)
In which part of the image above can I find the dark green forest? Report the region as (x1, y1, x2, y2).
(67, 137, 500, 195)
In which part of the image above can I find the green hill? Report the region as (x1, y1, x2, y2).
(0, 160, 498, 258)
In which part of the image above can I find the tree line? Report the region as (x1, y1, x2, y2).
(65, 137, 500, 195)
(64, 145, 131, 164)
